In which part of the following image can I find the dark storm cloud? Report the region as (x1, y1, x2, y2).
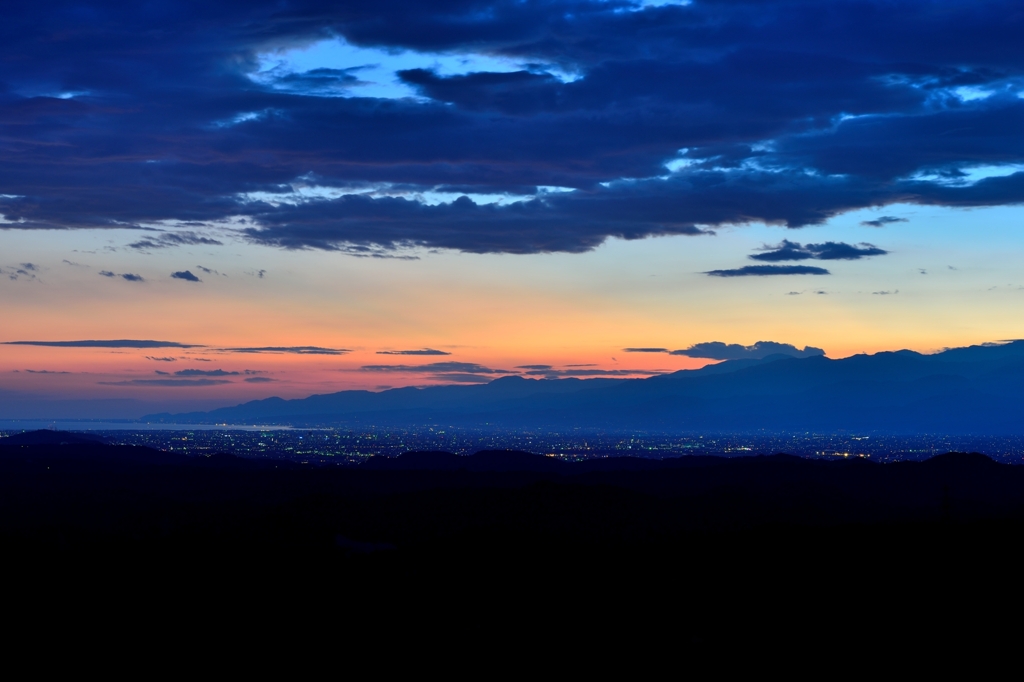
(221, 346, 350, 355)
(377, 349, 452, 356)
(171, 270, 201, 282)
(671, 341, 826, 361)
(749, 240, 887, 262)
(3, 340, 202, 348)
(706, 265, 831, 277)
(861, 216, 908, 228)
(1, 2, 1024, 253)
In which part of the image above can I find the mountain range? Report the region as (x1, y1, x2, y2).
(145, 341, 1024, 434)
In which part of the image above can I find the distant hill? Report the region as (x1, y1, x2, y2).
(0, 430, 186, 465)
(2, 430, 107, 446)
(144, 340, 1024, 434)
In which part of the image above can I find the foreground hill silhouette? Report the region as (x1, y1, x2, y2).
(147, 340, 1024, 433)
(4, 431, 1024, 647)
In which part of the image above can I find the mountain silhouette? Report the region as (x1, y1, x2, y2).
(145, 340, 1024, 433)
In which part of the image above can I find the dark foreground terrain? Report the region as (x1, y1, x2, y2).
(3, 431, 1023, 651)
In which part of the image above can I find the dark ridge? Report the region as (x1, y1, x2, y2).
(361, 450, 464, 471)
(3, 429, 108, 446)
(1, 438, 1021, 646)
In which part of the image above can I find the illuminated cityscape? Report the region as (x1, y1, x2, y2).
(4, 426, 1023, 465)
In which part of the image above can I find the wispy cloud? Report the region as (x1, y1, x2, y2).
(4, 339, 202, 348)
(861, 216, 908, 227)
(376, 348, 452, 356)
(172, 369, 240, 377)
(749, 240, 887, 262)
(706, 265, 831, 277)
(99, 378, 232, 387)
(221, 346, 350, 355)
(516, 367, 663, 377)
(100, 270, 144, 282)
(360, 362, 512, 374)
(129, 231, 223, 250)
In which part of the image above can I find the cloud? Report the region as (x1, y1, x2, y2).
(244, 376, 276, 383)
(196, 265, 226, 276)
(670, 341, 825, 360)
(145, 356, 177, 362)
(3, 340, 201, 348)
(360, 362, 513, 375)
(423, 373, 495, 384)
(62, 260, 87, 267)
(172, 369, 240, 377)
(749, 240, 887, 262)
(861, 216, 908, 227)
(514, 362, 660, 376)
(517, 367, 664, 377)
(706, 265, 831, 277)
(129, 232, 224, 250)
(0, 1, 1020, 255)
(622, 348, 670, 353)
(25, 369, 71, 374)
(873, 290, 899, 295)
(99, 379, 232, 387)
(4, 264, 38, 281)
(171, 270, 201, 282)
(101, 271, 145, 281)
(376, 349, 452, 356)
(221, 346, 349, 355)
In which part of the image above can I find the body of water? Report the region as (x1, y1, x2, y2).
(0, 420, 295, 432)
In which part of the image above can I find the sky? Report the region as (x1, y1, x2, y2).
(2, 0, 1024, 418)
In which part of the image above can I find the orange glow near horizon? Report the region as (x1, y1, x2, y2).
(5, 203, 1024, 417)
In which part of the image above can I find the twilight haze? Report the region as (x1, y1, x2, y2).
(2, 0, 1024, 418)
